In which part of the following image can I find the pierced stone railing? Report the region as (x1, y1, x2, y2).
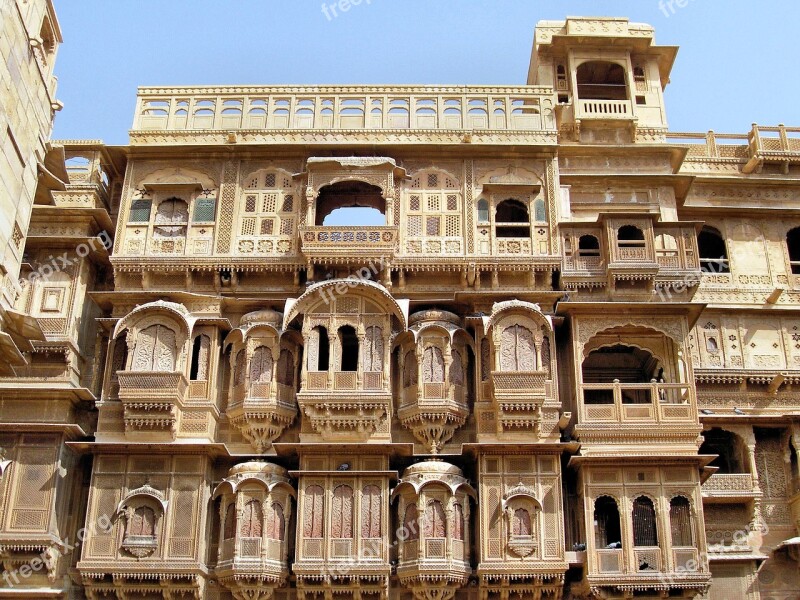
(701, 473, 756, 496)
(132, 85, 557, 138)
(300, 226, 398, 259)
(577, 99, 632, 119)
(581, 382, 695, 425)
(491, 371, 547, 394)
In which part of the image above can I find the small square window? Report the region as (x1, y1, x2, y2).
(41, 288, 63, 312)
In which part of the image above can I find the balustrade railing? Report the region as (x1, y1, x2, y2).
(133, 86, 556, 134)
(701, 473, 755, 495)
(581, 382, 693, 424)
(577, 99, 632, 119)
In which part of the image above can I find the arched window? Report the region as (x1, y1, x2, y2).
(787, 227, 800, 274)
(303, 485, 324, 538)
(452, 503, 465, 541)
(500, 325, 536, 372)
(132, 324, 177, 372)
(425, 499, 447, 538)
(699, 428, 747, 474)
(265, 503, 286, 541)
(477, 199, 490, 223)
(594, 496, 621, 548)
(403, 504, 419, 541)
(706, 337, 719, 352)
(576, 61, 628, 101)
(422, 346, 445, 383)
(578, 235, 601, 257)
(223, 503, 237, 540)
(617, 225, 645, 250)
(153, 198, 189, 239)
(632, 496, 658, 547)
(308, 326, 329, 372)
(276, 349, 294, 386)
(669, 496, 693, 547)
(129, 506, 156, 537)
(512, 508, 532, 536)
(403, 350, 418, 387)
(233, 349, 246, 387)
(250, 346, 273, 384)
(331, 485, 354, 539)
(241, 499, 263, 538)
(450, 349, 464, 385)
(338, 326, 359, 372)
(495, 199, 531, 238)
(317, 181, 385, 226)
(698, 226, 730, 273)
(361, 485, 381, 539)
(190, 334, 210, 381)
(362, 326, 384, 373)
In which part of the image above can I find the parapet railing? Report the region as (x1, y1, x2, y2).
(132, 85, 557, 133)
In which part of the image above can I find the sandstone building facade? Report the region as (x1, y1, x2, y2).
(1, 9, 800, 600)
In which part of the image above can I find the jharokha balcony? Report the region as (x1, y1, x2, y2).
(581, 381, 694, 424)
(397, 310, 472, 453)
(299, 226, 398, 262)
(576, 339, 701, 450)
(116, 371, 188, 438)
(228, 380, 297, 453)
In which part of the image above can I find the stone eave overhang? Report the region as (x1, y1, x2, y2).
(555, 300, 706, 329)
(568, 454, 716, 469)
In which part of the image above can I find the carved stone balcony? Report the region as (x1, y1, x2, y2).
(214, 462, 294, 600)
(116, 371, 188, 438)
(577, 382, 701, 449)
(490, 370, 549, 432)
(580, 382, 694, 424)
(397, 537, 471, 598)
(587, 546, 710, 599)
(397, 382, 469, 454)
(228, 381, 298, 452)
(744, 124, 800, 174)
(298, 370, 391, 441)
(300, 226, 398, 263)
(577, 99, 633, 121)
(701, 473, 759, 502)
(394, 461, 475, 600)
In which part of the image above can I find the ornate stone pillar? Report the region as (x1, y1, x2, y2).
(741, 427, 764, 528)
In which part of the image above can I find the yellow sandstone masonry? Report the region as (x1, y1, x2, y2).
(1, 9, 800, 599)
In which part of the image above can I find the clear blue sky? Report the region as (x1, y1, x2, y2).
(52, 0, 800, 145)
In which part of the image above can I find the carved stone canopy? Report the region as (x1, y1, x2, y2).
(284, 279, 410, 331)
(116, 484, 169, 517)
(392, 460, 477, 500)
(482, 168, 543, 194)
(113, 299, 194, 340)
(502, 482, 541, 508)
(213, 461, 294, 497)
(483, 299, 552, 334)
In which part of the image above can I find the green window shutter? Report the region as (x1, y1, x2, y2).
(193, 198, 217, 222)
(129, 199, 152, 223)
